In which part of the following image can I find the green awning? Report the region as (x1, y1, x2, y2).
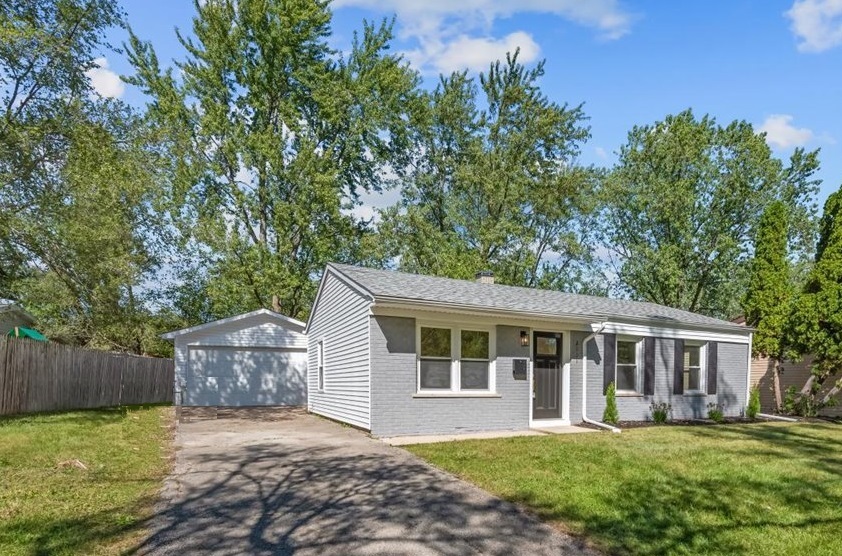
(7, 327, 47, 341)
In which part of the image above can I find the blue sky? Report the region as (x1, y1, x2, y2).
(95, 0, 842, 211)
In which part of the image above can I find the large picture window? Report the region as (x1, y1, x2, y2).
(417, 325, 495, 393)
(615, 337, 641, 394)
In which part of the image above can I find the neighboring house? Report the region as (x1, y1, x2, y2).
(305, 264, 753, 437)
(162, 309, 308, 407)
(0, 300, 36, 336)
(751, 354, 842, 418)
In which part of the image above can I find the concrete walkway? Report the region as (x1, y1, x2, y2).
(138, 409, 596, 555)
(383, 425, 597, 446)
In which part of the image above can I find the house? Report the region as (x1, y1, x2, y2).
(305, 264, 753, 437)
(0, 300, 37, 336)
(162, 309, 307, 407)
(751, 354, 841, 418)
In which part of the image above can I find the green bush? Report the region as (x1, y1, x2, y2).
(650, 402, 671, 424)
(747, 386, 761, 419)
(603, 382, 619, 425)
(707, 402, 724, 423)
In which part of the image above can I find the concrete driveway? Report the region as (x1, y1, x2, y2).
(138, 408, 595, 555)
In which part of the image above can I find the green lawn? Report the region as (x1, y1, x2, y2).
(407, 422, 842, 556)
(0, 405, 173, 555)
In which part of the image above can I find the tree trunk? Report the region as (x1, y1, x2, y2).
(271, 294, 281, 313)
(772, 359, 783, 412)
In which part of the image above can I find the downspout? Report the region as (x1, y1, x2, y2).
(582, 322, 621, 433)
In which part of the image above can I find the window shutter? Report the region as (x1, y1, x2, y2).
(673, 338, 684, 395)
(603, 333, 616, 395)
(707, 341, 718, 395)
(643, 337, 655, 395)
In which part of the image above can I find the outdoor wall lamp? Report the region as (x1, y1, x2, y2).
(520, 330, 529, 347)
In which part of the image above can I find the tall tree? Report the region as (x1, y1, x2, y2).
(599, 110, 819, 318)
(742, 200, 793, 410)
(12, 105, 169, 353)
(127, 0, 420, 320)
(0, 0, 124, 297)
(381, 53, 600, 291)
(786, 187, 842, 413)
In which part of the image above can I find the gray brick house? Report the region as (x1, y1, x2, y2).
(305, 264, 753, 437)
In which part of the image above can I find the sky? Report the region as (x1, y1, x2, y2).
(95, 0, 842, 214)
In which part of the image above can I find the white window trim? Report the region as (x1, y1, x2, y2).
(416, 323, 497, 396)
(683, 341, 707, 395)
(317, 339, 325, 392)
(615, 335, 643, 396)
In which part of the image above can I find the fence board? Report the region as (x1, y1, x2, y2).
(0, 338, 173, 416)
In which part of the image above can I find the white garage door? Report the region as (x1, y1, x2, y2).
(186, 346, 307, 406)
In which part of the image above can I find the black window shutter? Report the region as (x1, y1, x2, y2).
(643, 337, 655, 395)
(673, 338, 684, 395)
(603, 333, 616, 395)
(707, 341, 718, 395)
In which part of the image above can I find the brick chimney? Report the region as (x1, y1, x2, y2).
(475, 270, 494, 284)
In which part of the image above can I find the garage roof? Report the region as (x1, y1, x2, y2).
(160, 309, 305, 340)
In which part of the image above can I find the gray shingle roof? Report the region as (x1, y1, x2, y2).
(330, 264, 746, 332)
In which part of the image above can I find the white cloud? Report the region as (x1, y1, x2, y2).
(594, 146, 608, 160)
(85, 57, 124, 98)
(786, 0, 842, 52)
(757, 114, 814, 149)
(334, 0, 634, 73)
(407, 31, 541, 74)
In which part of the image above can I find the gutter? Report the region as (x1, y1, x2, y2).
(581, 322, 621, 433)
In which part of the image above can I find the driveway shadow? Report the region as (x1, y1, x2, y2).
(135, 415, 593, 555)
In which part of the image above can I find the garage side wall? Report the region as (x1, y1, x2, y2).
(307, 272, 372, 429)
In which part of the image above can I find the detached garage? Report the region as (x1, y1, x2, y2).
(162, 309, 307, 407)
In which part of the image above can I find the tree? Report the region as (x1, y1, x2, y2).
(0, 0, 124, 298)
(786, 187, 842, 413)
(12, 106, 169, 353)
(603, 382, 619, 425)
(380, 52, 601, 291)
(742, 200, 793, 410)
(126, 0, 420, 321)
(599, 110, 819, 318)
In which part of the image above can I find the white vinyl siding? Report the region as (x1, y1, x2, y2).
(172, 312, 307, 407)
(307, 271, 372, 429)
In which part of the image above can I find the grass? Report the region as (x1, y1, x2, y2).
(407, 422, 842, 555)
(0, 405, 174, 555)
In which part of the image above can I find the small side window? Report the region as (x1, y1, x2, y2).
(317, 340, 325, 391)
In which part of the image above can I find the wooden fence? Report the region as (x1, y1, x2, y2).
(0, 337, 174, 416)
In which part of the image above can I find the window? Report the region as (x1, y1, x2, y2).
(317, 340, 325, 391)
(683, 343, 705, 392)
(420, 327, 452, 389)
(615, 338, 641, 393)
(417, 325, 495, 393)
(460, 330, 490, 390)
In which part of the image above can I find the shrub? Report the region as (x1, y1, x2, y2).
(747, 386, 761, 419)
(603, 382, 619, 425)
(650, 402, 671, 424)
(707, 402, 724, 423)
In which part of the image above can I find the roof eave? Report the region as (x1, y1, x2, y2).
(372, 296, 751, 335)
(160, 308, 305, 340)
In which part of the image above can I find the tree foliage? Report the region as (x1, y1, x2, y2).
(600, 110, 819, 318)
(0, 0, 124, 296)
(743, 200, 793, 358)
(787, 187, 842, 410)
(126, 0, 421, 320)
(380, 53, 601, 291)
